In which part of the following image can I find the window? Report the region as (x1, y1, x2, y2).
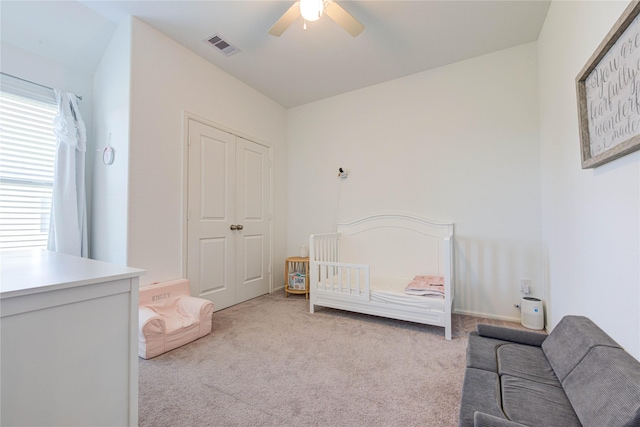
(0, 75, 57, 251)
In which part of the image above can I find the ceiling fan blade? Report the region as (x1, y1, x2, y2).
(268, 2, 301, 36)
(324, 1, 365, 37)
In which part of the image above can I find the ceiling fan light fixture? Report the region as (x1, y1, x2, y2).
(268, 0, 364, 37)
(300, 0, 324, 22)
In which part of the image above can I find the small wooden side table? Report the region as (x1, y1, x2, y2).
(284, 256, 310, 299)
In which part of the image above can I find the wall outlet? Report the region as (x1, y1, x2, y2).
(520, 279, 531, 294)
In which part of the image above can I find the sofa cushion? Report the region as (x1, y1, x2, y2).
(477, 324, 547, 347)
(501, 375, 581, 427)
(139, 279, 190, 307)
(541, 315, 621, 381)
(497, 343, 560, 387)
(562, 346, 640, 427)
(458, 368, 506, 427)
(466, 332, 512, 373)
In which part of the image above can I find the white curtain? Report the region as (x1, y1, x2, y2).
(47, 90, 88, 257)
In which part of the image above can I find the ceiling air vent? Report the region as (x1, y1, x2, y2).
(206, 34, 240, 56)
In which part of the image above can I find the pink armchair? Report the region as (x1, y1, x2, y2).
(138, 279, 214, 359)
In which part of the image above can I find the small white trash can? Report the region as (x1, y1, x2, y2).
(521, 297, 544, 330)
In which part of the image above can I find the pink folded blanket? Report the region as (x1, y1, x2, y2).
(405, 275, 445, 297)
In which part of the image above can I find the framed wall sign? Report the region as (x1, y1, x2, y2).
(576, 1, 640, 169)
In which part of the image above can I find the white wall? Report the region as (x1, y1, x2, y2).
(91, 18, 132, 265)
(287, 43, 542, 321)
(538, 1, 640, 359)
(127, 18, 288, 287)
(0, 43, 94, 108)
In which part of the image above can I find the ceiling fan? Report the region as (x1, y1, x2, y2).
(268, 0, 365, 37)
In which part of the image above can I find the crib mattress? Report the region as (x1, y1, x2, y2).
(317, 274, 445, 310)
(371, 277, 445, 310)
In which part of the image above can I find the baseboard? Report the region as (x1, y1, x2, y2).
(454, 308, 521, 324)
(272, 285, 284, 293)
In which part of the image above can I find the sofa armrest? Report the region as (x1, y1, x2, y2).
(139, 306, 165, 335)
(474, 412, 528, 427)
(476, 324, 547, 347)
(177, 296, 214, 320)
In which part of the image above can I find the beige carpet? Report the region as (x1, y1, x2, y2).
(139, 291, 523, 427)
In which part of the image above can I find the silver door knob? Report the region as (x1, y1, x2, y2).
(230, 224, 238, 230)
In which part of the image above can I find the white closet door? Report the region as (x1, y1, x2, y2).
(235, 137, 270, 303)
(187, 120, 271, 311)
(187, 120, 237, 309)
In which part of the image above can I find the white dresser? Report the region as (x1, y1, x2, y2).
(0, 250, 145, 427)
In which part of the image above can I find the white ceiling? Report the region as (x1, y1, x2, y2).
(1, 0, 550, 108)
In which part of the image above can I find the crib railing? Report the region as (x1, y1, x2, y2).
(310, 233, 339, 290)
(309, 233, 370, 301)
(310, 232, 340, 264)
(315, 261, 370, 296)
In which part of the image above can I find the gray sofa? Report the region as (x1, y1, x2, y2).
(459, 315, 640, 427)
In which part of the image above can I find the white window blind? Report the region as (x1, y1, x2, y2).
(0, 74, 57, 251)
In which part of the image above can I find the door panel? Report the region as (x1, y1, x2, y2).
(243, 234, 264, 281)
(200, 137, 228, 220)
(187, 120, 236, 310)
(198, 237, 226, 295)
(243, 149, 264, 219)
(235, 137, 270, 303)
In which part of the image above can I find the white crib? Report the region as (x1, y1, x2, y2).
(309, 213, 454, 340)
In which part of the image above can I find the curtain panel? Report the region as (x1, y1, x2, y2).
(47, 90, 87, 257)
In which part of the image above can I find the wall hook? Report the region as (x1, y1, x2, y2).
(103, 133, 115, 165)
